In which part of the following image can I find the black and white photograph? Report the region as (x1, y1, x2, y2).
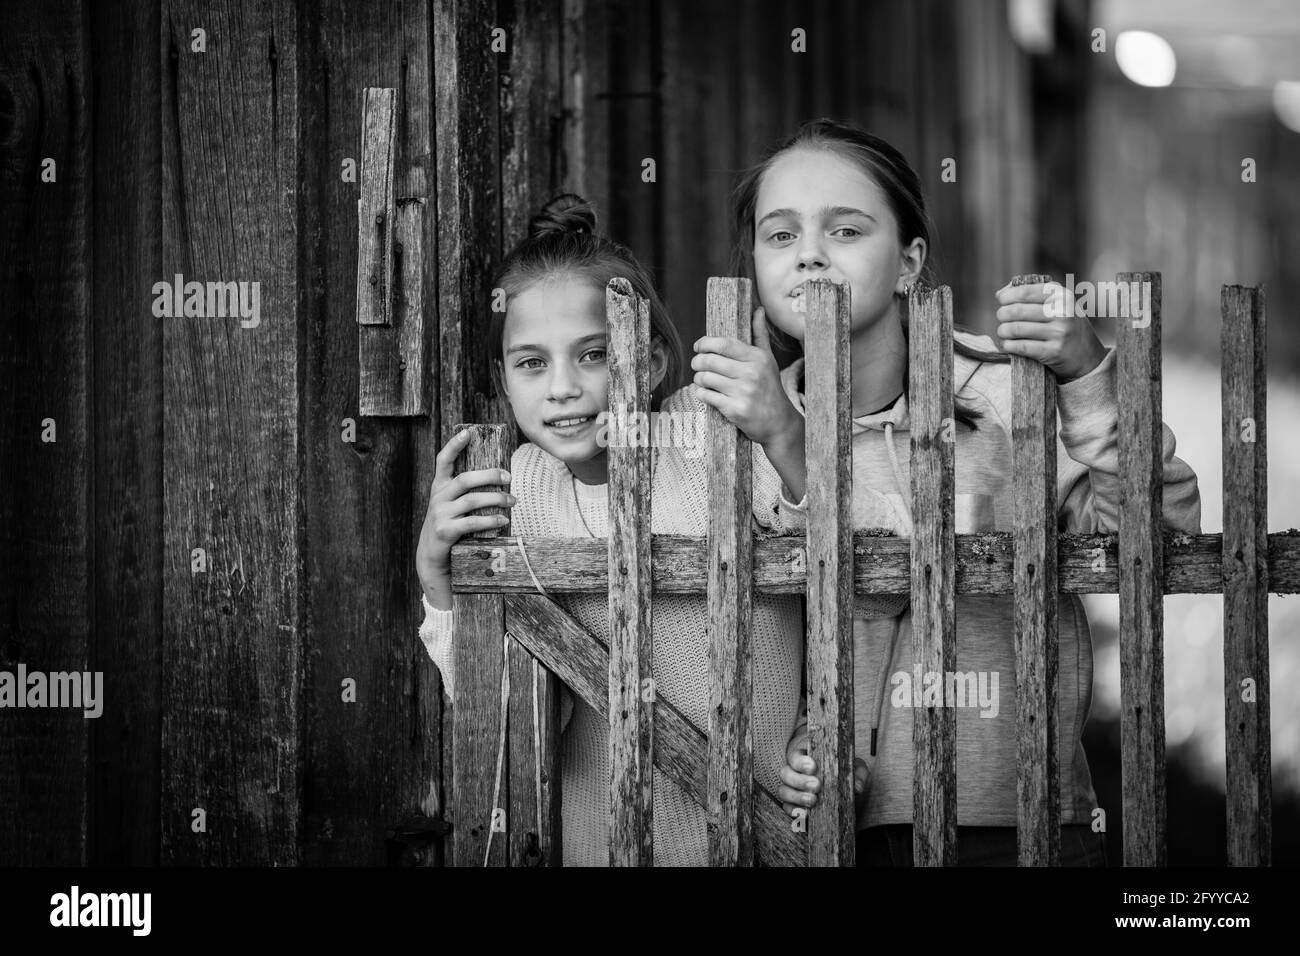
(0, 0, 1295, 936)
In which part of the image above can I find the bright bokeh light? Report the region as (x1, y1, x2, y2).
(1008, 0, 1054, 54)
(1273, 80, 1300, 132)
(1115, 30, 1177, 88)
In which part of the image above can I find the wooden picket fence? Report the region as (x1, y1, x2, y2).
(445, 274, 1297, 867)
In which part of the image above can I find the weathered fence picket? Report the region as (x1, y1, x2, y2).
(802, 279, 856, 867)
(1221, 285, 1271, 866)
(444, 273, 1293, 868)
(1010, 274, 1060, 867)
(449, 423, 515, 867)
(1116, 271, 1167, 866)
(908, 285, 959, 866)
(704, 278, 756, 866)
(605, 279, 654, 866)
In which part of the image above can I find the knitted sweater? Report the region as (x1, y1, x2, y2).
(419, 386, 804, 865)
(774, 332, 1202, 829)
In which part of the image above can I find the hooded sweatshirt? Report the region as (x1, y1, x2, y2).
(775, 330, 1202, 829)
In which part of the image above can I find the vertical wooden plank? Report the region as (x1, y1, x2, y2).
(435, 0, 499, 859)
(803, 278, 855, 867)
(659, 0, 727, 349)
(1009, 274, 1060, 867)
(89, 0, 164, 867)
(560, 0, 585, 194)
(911, 0, 961, 318)
(606, 278, 653, 866)
(779, 0, 803, 131)
(0, 0, 91, 866)
(355, 88, 396, 328)
(705, 277, 755, 867)
(908, 285, 957, 867)
(393, 7, 437, 422)
(450, 424, 514, 867)
(498, 0, 562, 247)
(435, 0, 500, 445)
(300, 0, 441, 867)
(1115, 271, 1166, 866)
(357, 68, 432, 417)
(507, 647, 562, 866)
(807, 0, 833, 114)
(160, 0, 300, 865)
(497, 0, 565, 868)
(561, 0, 608, 207)
(606, 0, 657, 271)
(1221, 284, 1271, 866)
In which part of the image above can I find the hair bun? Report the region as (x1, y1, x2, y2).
(529, 193, 598, 239)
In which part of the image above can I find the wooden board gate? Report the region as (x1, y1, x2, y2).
(439, 272, 1297, 867)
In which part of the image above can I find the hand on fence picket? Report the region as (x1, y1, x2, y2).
(416, 428, 516, 609)
(993, 279, 1108, 383)
(690, 306, 803, 448)
(779, 749, 871, 820)
(777, 721, 822, 816)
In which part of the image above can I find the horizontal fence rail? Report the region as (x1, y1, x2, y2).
(451, 534, 1300, 594)
(445, 273, 1289, 866)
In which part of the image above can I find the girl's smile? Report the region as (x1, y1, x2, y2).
(543, 414, 597, 437)
(499, 274, 667, 484)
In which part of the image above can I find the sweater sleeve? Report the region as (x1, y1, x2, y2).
(1051, 348, 1202, 534)
(419, 593, 578, 734)
(418, 593, 457, 698)
(751, 440, 808, 533)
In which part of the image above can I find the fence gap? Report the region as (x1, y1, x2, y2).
(449, 423, 516, 866)
(803, 278, 855, 867)
(606, 278, 654, 865)
(704, 277, 756, 866)
(1010, 274, 1061, 866)
(503, 593, 808, 863)
(507, 646, 562, 867)
(908, 285, 958, 866)
(1115, 271, 1167, 866)
(1221, 284, 1272, 866)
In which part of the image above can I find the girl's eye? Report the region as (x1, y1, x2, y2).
(832, 226, 861, 238)
(516, 357, 545, 370)
(581, 348, 607, 363)
(767, 230, 795, 243)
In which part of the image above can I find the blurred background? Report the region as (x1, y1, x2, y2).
(1080, 0, 1300, 866)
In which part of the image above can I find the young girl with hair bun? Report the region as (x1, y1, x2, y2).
(415, 194, 806, 866)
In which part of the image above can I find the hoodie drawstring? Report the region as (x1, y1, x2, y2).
(868, 423, 910, 756)
(882, 422, 911, 528)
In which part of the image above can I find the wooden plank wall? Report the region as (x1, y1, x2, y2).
(298, 0, 442, 866)
(158, 0, 301, 865)
(0, 0, 93, 866)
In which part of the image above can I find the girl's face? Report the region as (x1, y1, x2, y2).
(498, 274, 665, 481)
(751, 147, 923, 343)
